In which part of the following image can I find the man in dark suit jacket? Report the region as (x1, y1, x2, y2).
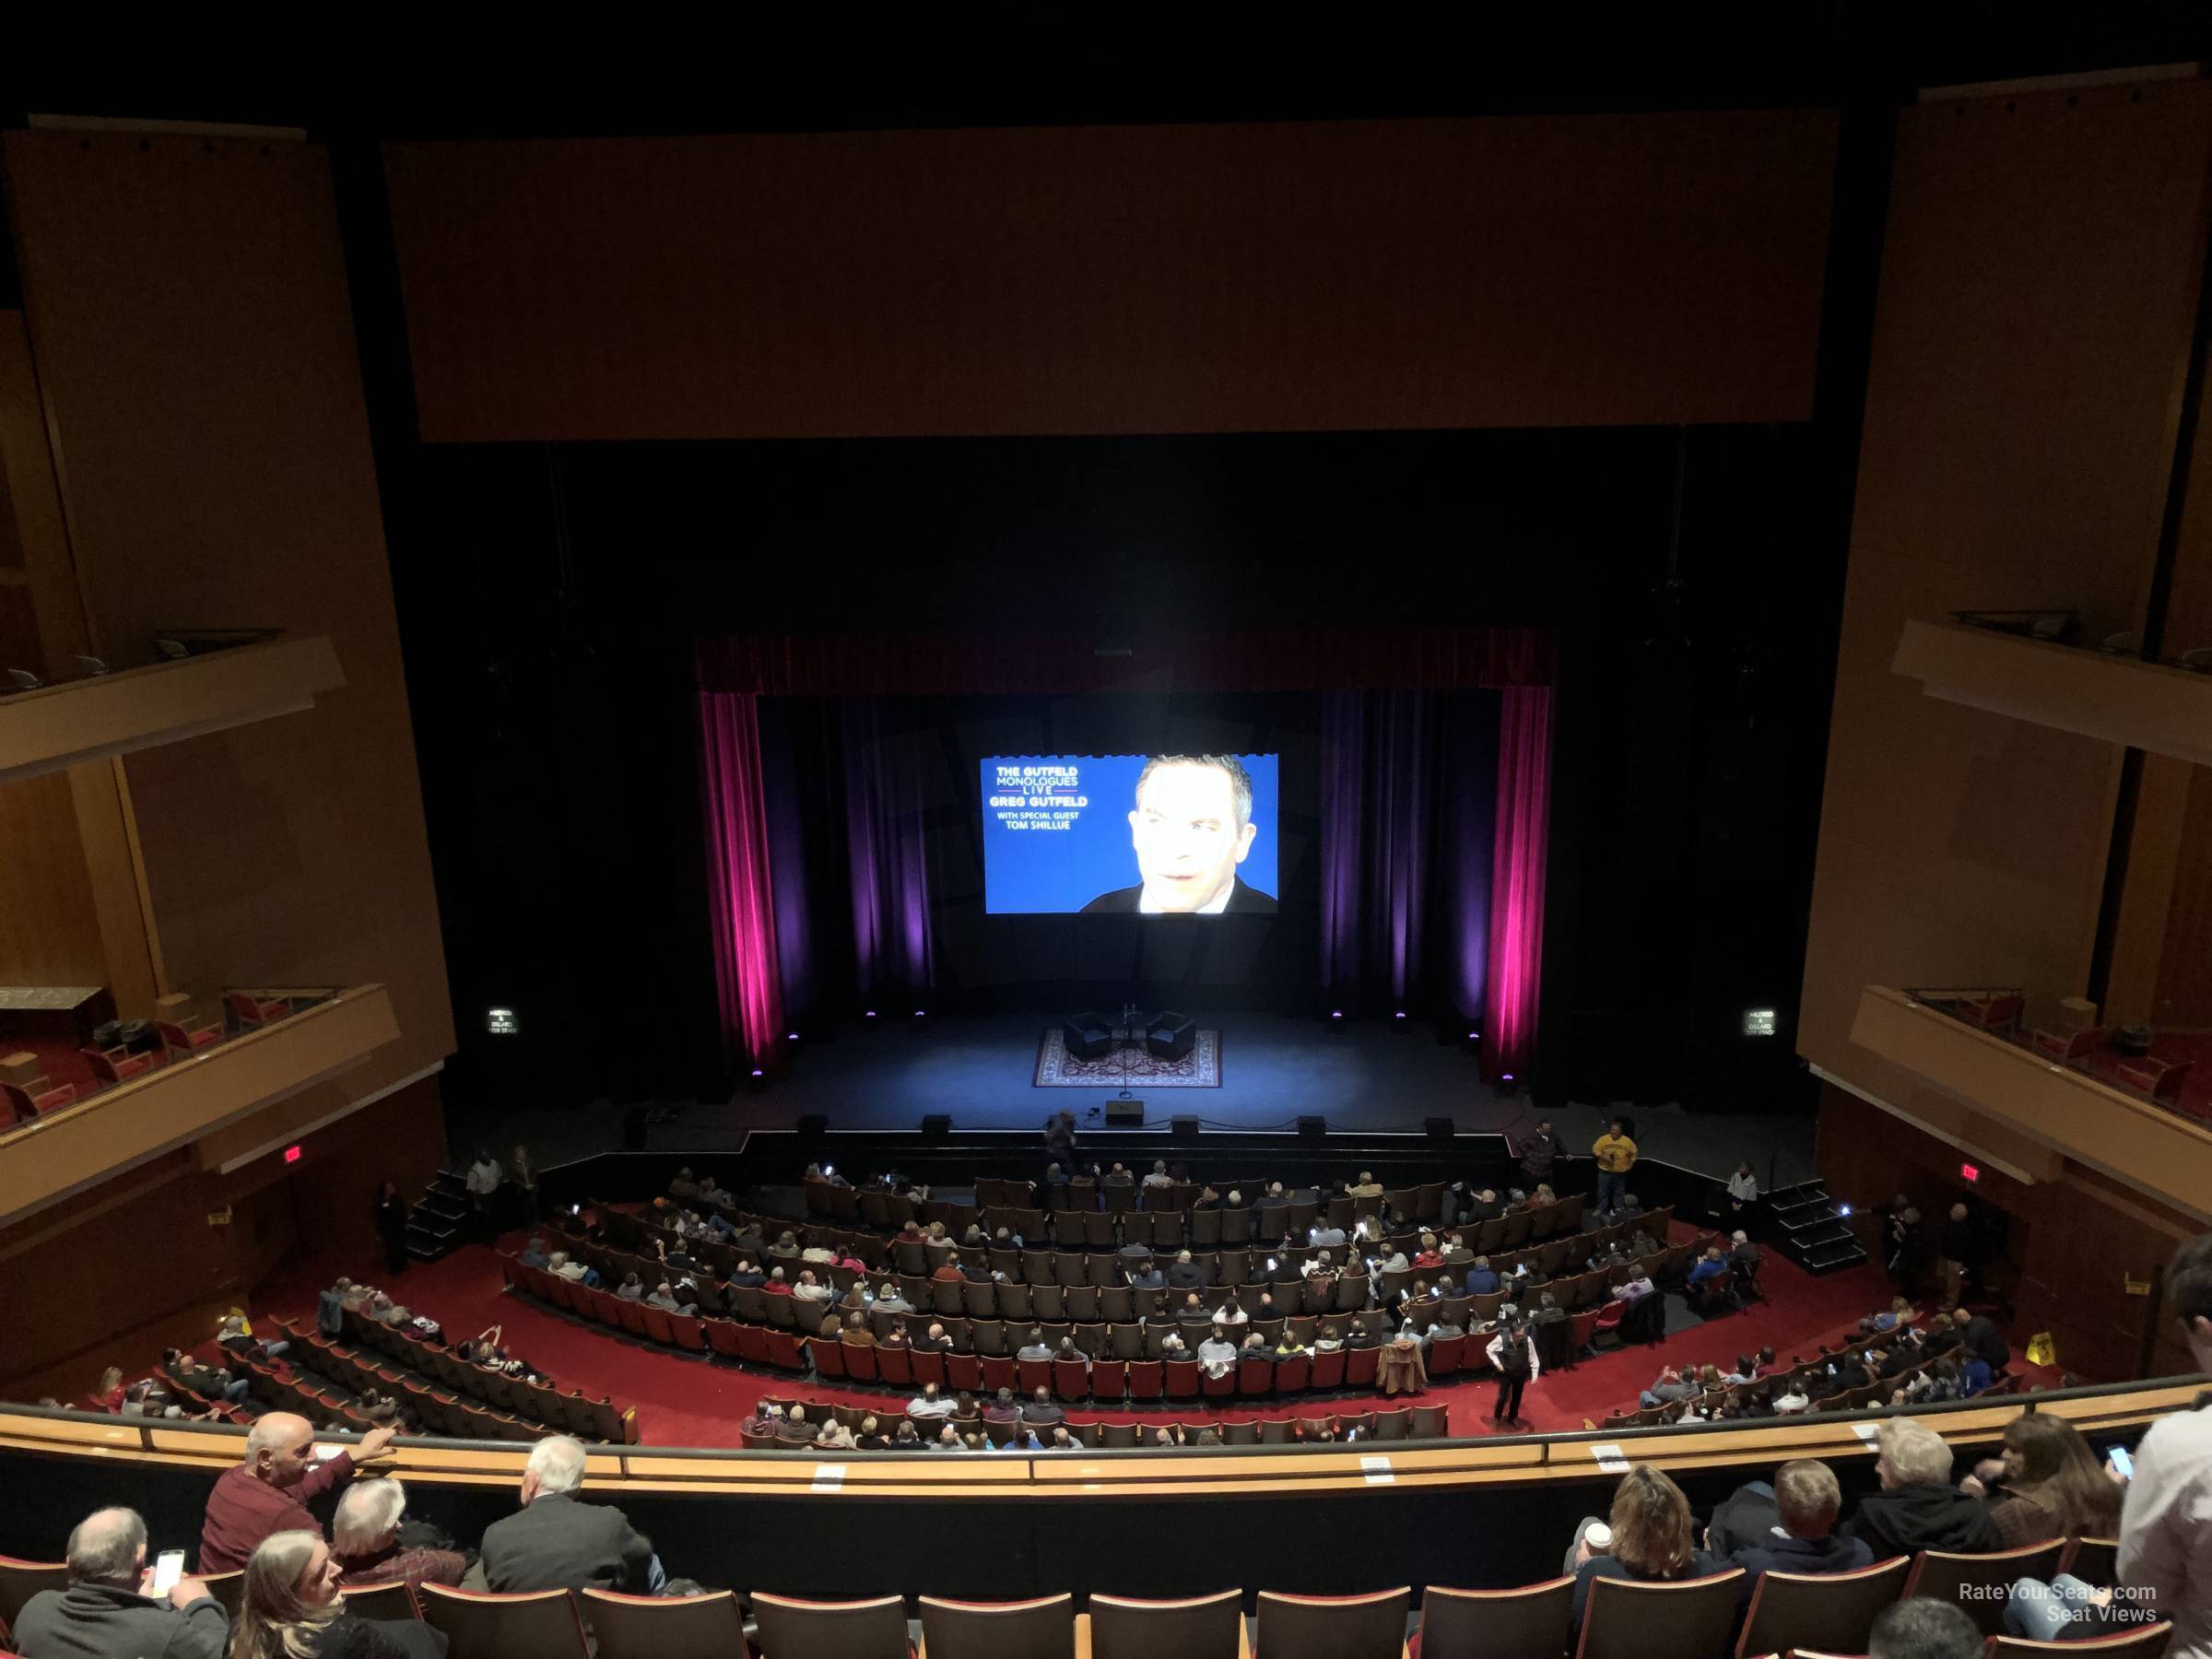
(478, 1436, 657, 1594)
(1078, 755, 1276, 914)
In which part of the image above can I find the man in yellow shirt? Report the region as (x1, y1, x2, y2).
(1593, 1118, 1638, 1215)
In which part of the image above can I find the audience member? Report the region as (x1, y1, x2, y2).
(1958, 1414, 2122, 1547)
(907, 1383, 956, 1420)
(477, 1436, 658, 1593)
(1570, 1466, 1716, 1624)
(1842, 1418, 2001, 1558)
(14, 1505, 227, 1659)
(201, 1415, 394, 1574)
(1592, 1119, 1638, 1214)
(1707, 1460, 1874, 1585)
(2121, 1230, 2212, 1654)
(331, 1480, 466, 1591)
(231, 1530, 444, 1658)
(1869, 1598, 1983, 1659)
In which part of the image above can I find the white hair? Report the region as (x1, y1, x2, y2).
(525, 1435, 588, 1497)
(334, 1478, 407, 1554)
(66, 1507, 145, 1585)
(1733, 1230, 1748, 1244)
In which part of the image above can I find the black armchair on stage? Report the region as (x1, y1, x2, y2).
(1062, 1012, 1114, 1063)
(1145, 1011, 1195, 1061)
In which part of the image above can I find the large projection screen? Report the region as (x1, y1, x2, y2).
(982, 754, 1279, 916)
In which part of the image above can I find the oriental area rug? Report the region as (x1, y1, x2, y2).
(1033, 1029, 1222, 1088)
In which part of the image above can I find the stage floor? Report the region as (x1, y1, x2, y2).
(450, 1010, 1818, 1187)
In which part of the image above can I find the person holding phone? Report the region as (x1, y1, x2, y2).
(13, 1506, 228, 1658)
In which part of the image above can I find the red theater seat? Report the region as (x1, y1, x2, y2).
(2, 1077, 76, 1124)
(79, 1044, 154, 1085)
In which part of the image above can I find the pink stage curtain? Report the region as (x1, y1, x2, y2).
(699, 689, 787, 1070)
(1484, 687, 1551, 1081)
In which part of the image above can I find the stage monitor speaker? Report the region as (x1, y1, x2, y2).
(920, 1114, 952, 1140)
(1297, 1115, 1326, 1138)
(1425, 1115, 1456, 1141)
(797, 1114, 829, 1140)
(1145, 1011, 1196, 1061)
(1064, 1012, 1113, 1063)
(1106, 1099, 1145, 1124)
(1171, 1114, 1201, 1140)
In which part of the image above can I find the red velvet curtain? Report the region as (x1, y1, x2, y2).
(1485, 687, 1552, 1081)
(699, 690, 787, 1071)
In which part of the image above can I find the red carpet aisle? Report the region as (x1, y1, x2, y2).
(258, 1235, 1943, 1448)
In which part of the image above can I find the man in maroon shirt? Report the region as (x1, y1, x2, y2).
(198, 1412, 395, 1572)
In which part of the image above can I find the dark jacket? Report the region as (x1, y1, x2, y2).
(477, 1492, 655, 1593)
(1842, 1481, 2003, 1559)
(13, 1582, 229, 1659)
(1727, 1530, 1876, 1585)
(1079, 877, 1277, 914)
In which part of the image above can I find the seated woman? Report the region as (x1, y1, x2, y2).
(1959, 1413, 2123, 1547)
(1858, 1295, 1914, 1334)
(1570, 1466, 1720, 1626)
(233, 1530, 445, 1658)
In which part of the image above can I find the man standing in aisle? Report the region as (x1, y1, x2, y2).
(1592, 1118, 1638, 1217)
(1487, 1317, 1538, 1430)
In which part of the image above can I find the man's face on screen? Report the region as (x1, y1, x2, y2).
(1128, 761, 1256, 912)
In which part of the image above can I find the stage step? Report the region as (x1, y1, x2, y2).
(1768, 1181, 1868, 1275)
(404, 1175, 470, 1265)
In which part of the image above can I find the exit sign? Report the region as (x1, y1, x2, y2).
(284, 1144, 303, 1165)
(1959, 1161, 1979, 1183)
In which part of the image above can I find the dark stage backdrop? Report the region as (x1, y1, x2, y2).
(724, 688, 1512, 1066)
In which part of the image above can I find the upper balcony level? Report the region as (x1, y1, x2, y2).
(1849, 983, 2212, 1222)
(0, 982, 398, 1226)
(1892, 615, 2212, 767)
(0, 633, 345, 786)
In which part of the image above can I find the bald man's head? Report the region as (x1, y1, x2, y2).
(245, 1412, 317, 1488)
(66, 1508, 146, 1587)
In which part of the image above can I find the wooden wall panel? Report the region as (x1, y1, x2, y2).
(1816, 1082, 2193, 1381)
(2155, 762, 2212, 1025)
(0, 131, 455, 1091)
(1800, 80, 2212, 1133)
(0, 769, 105, 983)
(384, 112, 1837, 441)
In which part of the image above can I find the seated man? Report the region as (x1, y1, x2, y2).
(982, 1388, 1023, 1424)
(1196, 1328, 1240, 1379)
(1462, 1255, 1502, 1297)
(1016, 1327, 1054, 1362)
(1686, 1247, 1734, 1308)
(1842, 1417, 2001, 1559)
(200, 1413, 395, 1573)
(1422, 1315, 1466, 1352)
(1708, 1459, 1876, 1584)
(1166, 1250, 1209, 1291)
(14, 1506, 227, 1659)
(1020, 1387, 1065, 1427)
(774, 1406, 815, 1445)
(479, 1435, 658, 1592)
(906, 1383, 957, 1419)
(332, 1478, 467, 1590)
(1869, 1599, 1983, 1659)
(1640, 1367, 1700, 1409)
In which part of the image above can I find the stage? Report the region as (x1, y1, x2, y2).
(448, 1009, 1818, 1189)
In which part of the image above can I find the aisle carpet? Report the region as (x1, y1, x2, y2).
(260, 1230, 1925, 1448)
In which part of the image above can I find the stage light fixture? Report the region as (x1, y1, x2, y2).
(1394, 1009, 1406, 1020)
(1500, 1072, 1515, 1082)
(865, 1009, 877, 1018)
(750, 1067, 765, 1078)
(912, 1008, 925, 1018)
(787, 1031, 800, 1042)
(1330, 1009, 1343, 1020)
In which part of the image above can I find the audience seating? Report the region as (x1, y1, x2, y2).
(78, 1042, 155, 1085)
(748, 1590, 912, 1658)
(1086, 1589, 1246, 1659)
(2061, 1537, 2120, 1587)
(1575, 1569, 1747, 1659)
(578, 1587, 747, 1659)
(227, 990, 293, 1027)
(1, 1077, 76, 1123)
(1901, 1540, 2067, 1636)
(1985, 1626, 2175, 1659)
(202, 1571, 244, 1619)
(418, 1583, 592, 1658)
(0, 1557, 65, 1632)
(1733, 1557, 1911, 1659)
(342, 1581, 422, 1621)
(1256, 1587, 1411, 1658)
(919, 1592, 1074, 1658)
(1410, 1577, 1573, 1659)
